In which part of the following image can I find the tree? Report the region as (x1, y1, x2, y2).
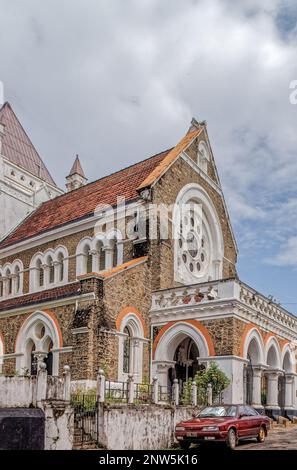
(182, 362, 230, 404)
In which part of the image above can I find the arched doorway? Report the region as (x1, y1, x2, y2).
(153, 321, 212, 388)
(242, 330, 265, 408)
(168, 337, 203, 386)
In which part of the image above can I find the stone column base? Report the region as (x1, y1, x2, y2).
(284, 408, 297, 421)
(265, 407, 281, 421)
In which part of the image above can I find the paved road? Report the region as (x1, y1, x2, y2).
(236, 425, 297, 450)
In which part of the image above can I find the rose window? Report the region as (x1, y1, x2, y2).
(177, 208, 210, 279)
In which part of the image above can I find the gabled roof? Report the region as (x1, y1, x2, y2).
(0, 148, 171, 249)
(68, 155, 86, 178)
(137, 127, 203, 191)
(0, 102, 57, 187)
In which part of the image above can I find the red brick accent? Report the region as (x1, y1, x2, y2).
(152, 319, 215, 358)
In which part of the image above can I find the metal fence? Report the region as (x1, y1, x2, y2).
(105, 380, 129, 403)
(134, 383, 153, 404)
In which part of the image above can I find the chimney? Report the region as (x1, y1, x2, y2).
(66, 155, 87, 192)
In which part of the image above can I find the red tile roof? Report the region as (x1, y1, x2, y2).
(0, 102, 57, 187)
(0, 282, 81, 312)
(0, 148, 172, 249)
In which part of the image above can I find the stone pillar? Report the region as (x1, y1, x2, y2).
(173, 379, 179, 406)
(152, 376, 159, 404)
(191, 382, 197, 406)
(90, 250, 100, 272)
(251, 366, 264, 408)
(63, 365, 71, 401)
(265, 370, 281, 409)
(34, 351, 48, 372)
(127, 374, 135, 404)
(154, 361, 175, 387)
(97, 368, 106, 403)
(284, 374, 295, 409)
(36, 362, 48, 405)
(207, 383, 213, 406)
(104, 247, 113, 270)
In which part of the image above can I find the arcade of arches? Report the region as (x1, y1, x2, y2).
(153, 321, 296, 417)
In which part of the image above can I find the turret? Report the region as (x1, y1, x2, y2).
(66, 155, 87, 191)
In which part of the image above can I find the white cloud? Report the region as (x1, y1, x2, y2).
(0, 0, 297, 271)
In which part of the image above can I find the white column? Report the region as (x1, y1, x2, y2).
(104, 247, 113, 270)
(266, 370, 281, 409)
(154, 361, 175, 387)
(90, 250, 100, 272)
(284, 374, 295, 409)
(252, 366, 264, 408)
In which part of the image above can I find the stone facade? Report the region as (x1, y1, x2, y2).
(0, 119, 296, 417)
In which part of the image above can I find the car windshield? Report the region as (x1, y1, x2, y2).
(198, 406, 237, 418)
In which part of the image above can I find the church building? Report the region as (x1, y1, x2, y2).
(0, 102, 296, 419)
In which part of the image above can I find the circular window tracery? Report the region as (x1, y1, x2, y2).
(177, 202, 211, 279)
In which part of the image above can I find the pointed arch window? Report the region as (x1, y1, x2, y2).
(14, 265, 21, 294)
(36, 259, 44, 288)
(123, 326, 131, 374)
(0, 275, 3, 298)
(6, 269, 12, 295)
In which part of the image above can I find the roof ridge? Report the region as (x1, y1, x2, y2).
(0, 102, 58, 187)
(47, 146, 174, 202)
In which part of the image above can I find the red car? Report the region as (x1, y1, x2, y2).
(175, 404, 270, 450)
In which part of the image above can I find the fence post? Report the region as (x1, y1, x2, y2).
(36, 362, 47, 406)
(63, 365, 71, 401)
(191, 382, 197, 406)
(127, 374, 135, 404)
(97, 368, 106, 403)
(152, 376, 159, 404)
(207, 383, 213, 405)
(173, 378, 179, 406)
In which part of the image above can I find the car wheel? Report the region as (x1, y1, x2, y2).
(179, 441, 191, 450)
(257, 426, 266, 443)
(226, 429, 237, 450)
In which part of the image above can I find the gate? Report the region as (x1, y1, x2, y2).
(71, 394, 98, 448)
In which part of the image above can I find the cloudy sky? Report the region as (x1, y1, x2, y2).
(1, 0, 297, 312)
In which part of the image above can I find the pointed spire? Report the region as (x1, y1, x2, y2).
(0, 101, 57, 187)
(66, 154, 87, 192)
(68, 154, 86, 179)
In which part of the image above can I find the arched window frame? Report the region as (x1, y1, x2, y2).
(105, 229, 124, 270)
(173, 183, 224, 285)
(117, 311, 145, 383)
(15, 310, 62, 376)
(29, 246, 69, 292)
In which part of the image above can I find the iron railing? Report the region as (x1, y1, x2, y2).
(105, 380, 128, 403)
(134, 383, 153, 404)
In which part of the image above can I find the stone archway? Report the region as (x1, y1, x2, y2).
(242, 328, 265, 409)
(153, 321, 211, 387)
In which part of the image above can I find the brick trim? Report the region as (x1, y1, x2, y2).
(116, 306, 148, 337)
(152, 319, 215, 359)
